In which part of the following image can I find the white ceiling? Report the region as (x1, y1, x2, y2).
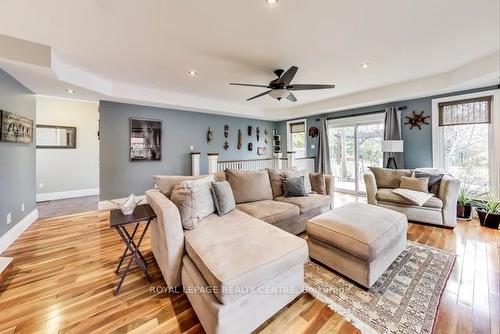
(0, 0, 499, 120)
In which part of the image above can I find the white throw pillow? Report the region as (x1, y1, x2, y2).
(182, 175, 215, 218)
(392, 188, 434, 206)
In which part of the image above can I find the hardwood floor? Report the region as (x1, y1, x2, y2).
(37, 195, 99, 219)
(1, 192, 498, 333)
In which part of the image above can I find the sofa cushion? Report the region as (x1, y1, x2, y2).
(184, 210, 308, 304)
(376, 188, 443, 209)
(400, 176, 429, 193)
(211, 181, 236, 216)
(267, 169, 286, 198)
(154, 175, 206, 198)
(413, 170, 444, 195)
(225, 169, 273, 204)
(282, 176, 308, 197)
(285, 169, 312, 193)
(307, 203, 407, 262)
(275, 193, 331, 214)
(368, 167, 412, 189)
(236, 200, 299, 225)
(310, 173, 326, 195)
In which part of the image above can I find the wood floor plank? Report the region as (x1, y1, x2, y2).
(0, 193, 498, 334)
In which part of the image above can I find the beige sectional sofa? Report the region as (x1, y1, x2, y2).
(146, 169, 333, 334)
(364, 167, 460, 228)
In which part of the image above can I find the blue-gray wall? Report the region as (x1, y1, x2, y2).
(99, 101, 278, 200)
(0, 69, 36, 239)
(279, 85, 499, 169)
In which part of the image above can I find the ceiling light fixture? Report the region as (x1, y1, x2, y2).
(66, 89, 76, 94)
(265, 0, 278, 5)
(360, 62, 370, 69)
(188, 70, 198, 77)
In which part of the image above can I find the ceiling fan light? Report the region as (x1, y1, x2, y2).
(269, 89, 289, 100)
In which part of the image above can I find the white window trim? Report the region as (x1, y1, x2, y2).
(286, 118, 307, 154)
(432, 89, 500, 197)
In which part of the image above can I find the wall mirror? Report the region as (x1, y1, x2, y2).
(36, 125, 77, 149)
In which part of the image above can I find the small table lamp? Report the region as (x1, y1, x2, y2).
(381, 140, 404, 169)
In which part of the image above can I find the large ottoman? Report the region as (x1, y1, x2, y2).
(307, 203, 407, 288)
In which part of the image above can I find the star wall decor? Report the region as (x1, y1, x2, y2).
(405, 111, 430, 130)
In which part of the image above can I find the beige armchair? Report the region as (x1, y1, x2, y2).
(364, 170, 460, 228)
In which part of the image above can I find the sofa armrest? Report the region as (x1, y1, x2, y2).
(146, 189, 184, 288)
(324, 175, 334, 206)
(364, 173, 378, 205)
(438, 176, 460, 228)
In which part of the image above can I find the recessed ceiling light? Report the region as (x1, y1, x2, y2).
(66, 89, 76, 94)
(188, 70, 198, 77)
(265, 0, 278, 5)
(360, 62, 370, 69)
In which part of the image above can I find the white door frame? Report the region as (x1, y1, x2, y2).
(432, 89, 500, 197)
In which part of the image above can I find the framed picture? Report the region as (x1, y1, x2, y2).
(0, 110, 34, 144)
(129, 118, 162, 161)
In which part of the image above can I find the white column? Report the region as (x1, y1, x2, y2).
(207, 153, 219, 174)
(191, 152, 200, 176)
(273, 152, 283, 170)
(287, 151, 296, 168)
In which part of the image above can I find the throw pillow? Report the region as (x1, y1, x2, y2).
(309, 172, 326, 195)
(182, 175, 216, 218)
(225, 169, 273, 203)
(282, 176, 308, 197)
(211, 181, 236, 216)
(413, 171, 443, 195)
(170, 186, 199, 230)
(285, 169, 312, 193)
(400, 176, 429, 193)
(267, 169, 286, 198)
(368, 166, 413, 189)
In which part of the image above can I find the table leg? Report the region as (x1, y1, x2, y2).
(115, 224, 139, 274)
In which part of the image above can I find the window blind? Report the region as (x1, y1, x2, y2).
(438, 95, 492, 126)
(289, 122, 305, 133)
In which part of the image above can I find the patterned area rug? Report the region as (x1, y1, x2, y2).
(304, 241, 455, 334)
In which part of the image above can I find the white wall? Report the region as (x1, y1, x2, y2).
(36, 96, 99, 201)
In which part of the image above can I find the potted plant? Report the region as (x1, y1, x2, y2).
(475, 194, 500, 229)
(456, 181, 476, 220)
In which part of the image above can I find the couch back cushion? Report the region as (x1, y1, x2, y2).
(225, 169, 273, 203)
(154, 175, 206, 198)
(369, 167, 412, 189)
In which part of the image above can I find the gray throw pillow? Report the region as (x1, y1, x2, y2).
(282, 176, 308, 197)
(413, 171, 444, 195)
(211, 181, 236, 216)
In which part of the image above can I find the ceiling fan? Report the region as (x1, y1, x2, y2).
(230, 66, 335, 102)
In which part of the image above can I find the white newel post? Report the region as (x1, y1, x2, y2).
(287, 151, 296, 168)
(207, 153, 219, 174)
(191, 152, 200, 176)
(274, 152, 283, 170)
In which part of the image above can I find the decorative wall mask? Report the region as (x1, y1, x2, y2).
(247, 126, 252, 136)
(256, 127, 260, 141)
(207, 127, 214, 144)
(264, 129, 269, 136)
(223, 140, 229, 150)
(265, 137, 269, 144)
(257, 146, 267, 156)
(237, 129, 242, 150)
(405, 111, 430, 130)
(224, 124, 229, 138)
(248, 142, 253, 151)
(308, 126, 319, 138)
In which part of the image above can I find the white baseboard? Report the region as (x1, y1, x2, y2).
(98, 194, 146, 211)
(36, 188, 99, 202)
(0, 209, 39, 255)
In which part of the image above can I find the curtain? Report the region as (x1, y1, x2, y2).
(316, 117, 332, 174)
(383, 107, 404, 168)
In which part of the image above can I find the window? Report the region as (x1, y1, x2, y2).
(327, 113, 384, 194)
(287, 120, 306, 158)
(433, 91, 500, 197)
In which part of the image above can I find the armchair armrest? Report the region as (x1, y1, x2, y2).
(438, 176, 460, 228)
(146, 189, 184, 288)
(364, 172, 378, 205)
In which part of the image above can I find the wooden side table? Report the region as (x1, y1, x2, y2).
(110, 204, 156, 295)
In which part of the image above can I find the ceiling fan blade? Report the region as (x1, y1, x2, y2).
(277, 66, 299, 85)
(247, 90, 273, 101)
(286, 92, 297, 102)
(287, 84, 336, 91)
(230, 83, 270, 88)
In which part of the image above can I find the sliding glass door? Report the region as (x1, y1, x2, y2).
(328, 114, 384, 194)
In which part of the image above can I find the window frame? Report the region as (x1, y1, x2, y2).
(432, 89, 500, 197)
(286, 118, 307, 158)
